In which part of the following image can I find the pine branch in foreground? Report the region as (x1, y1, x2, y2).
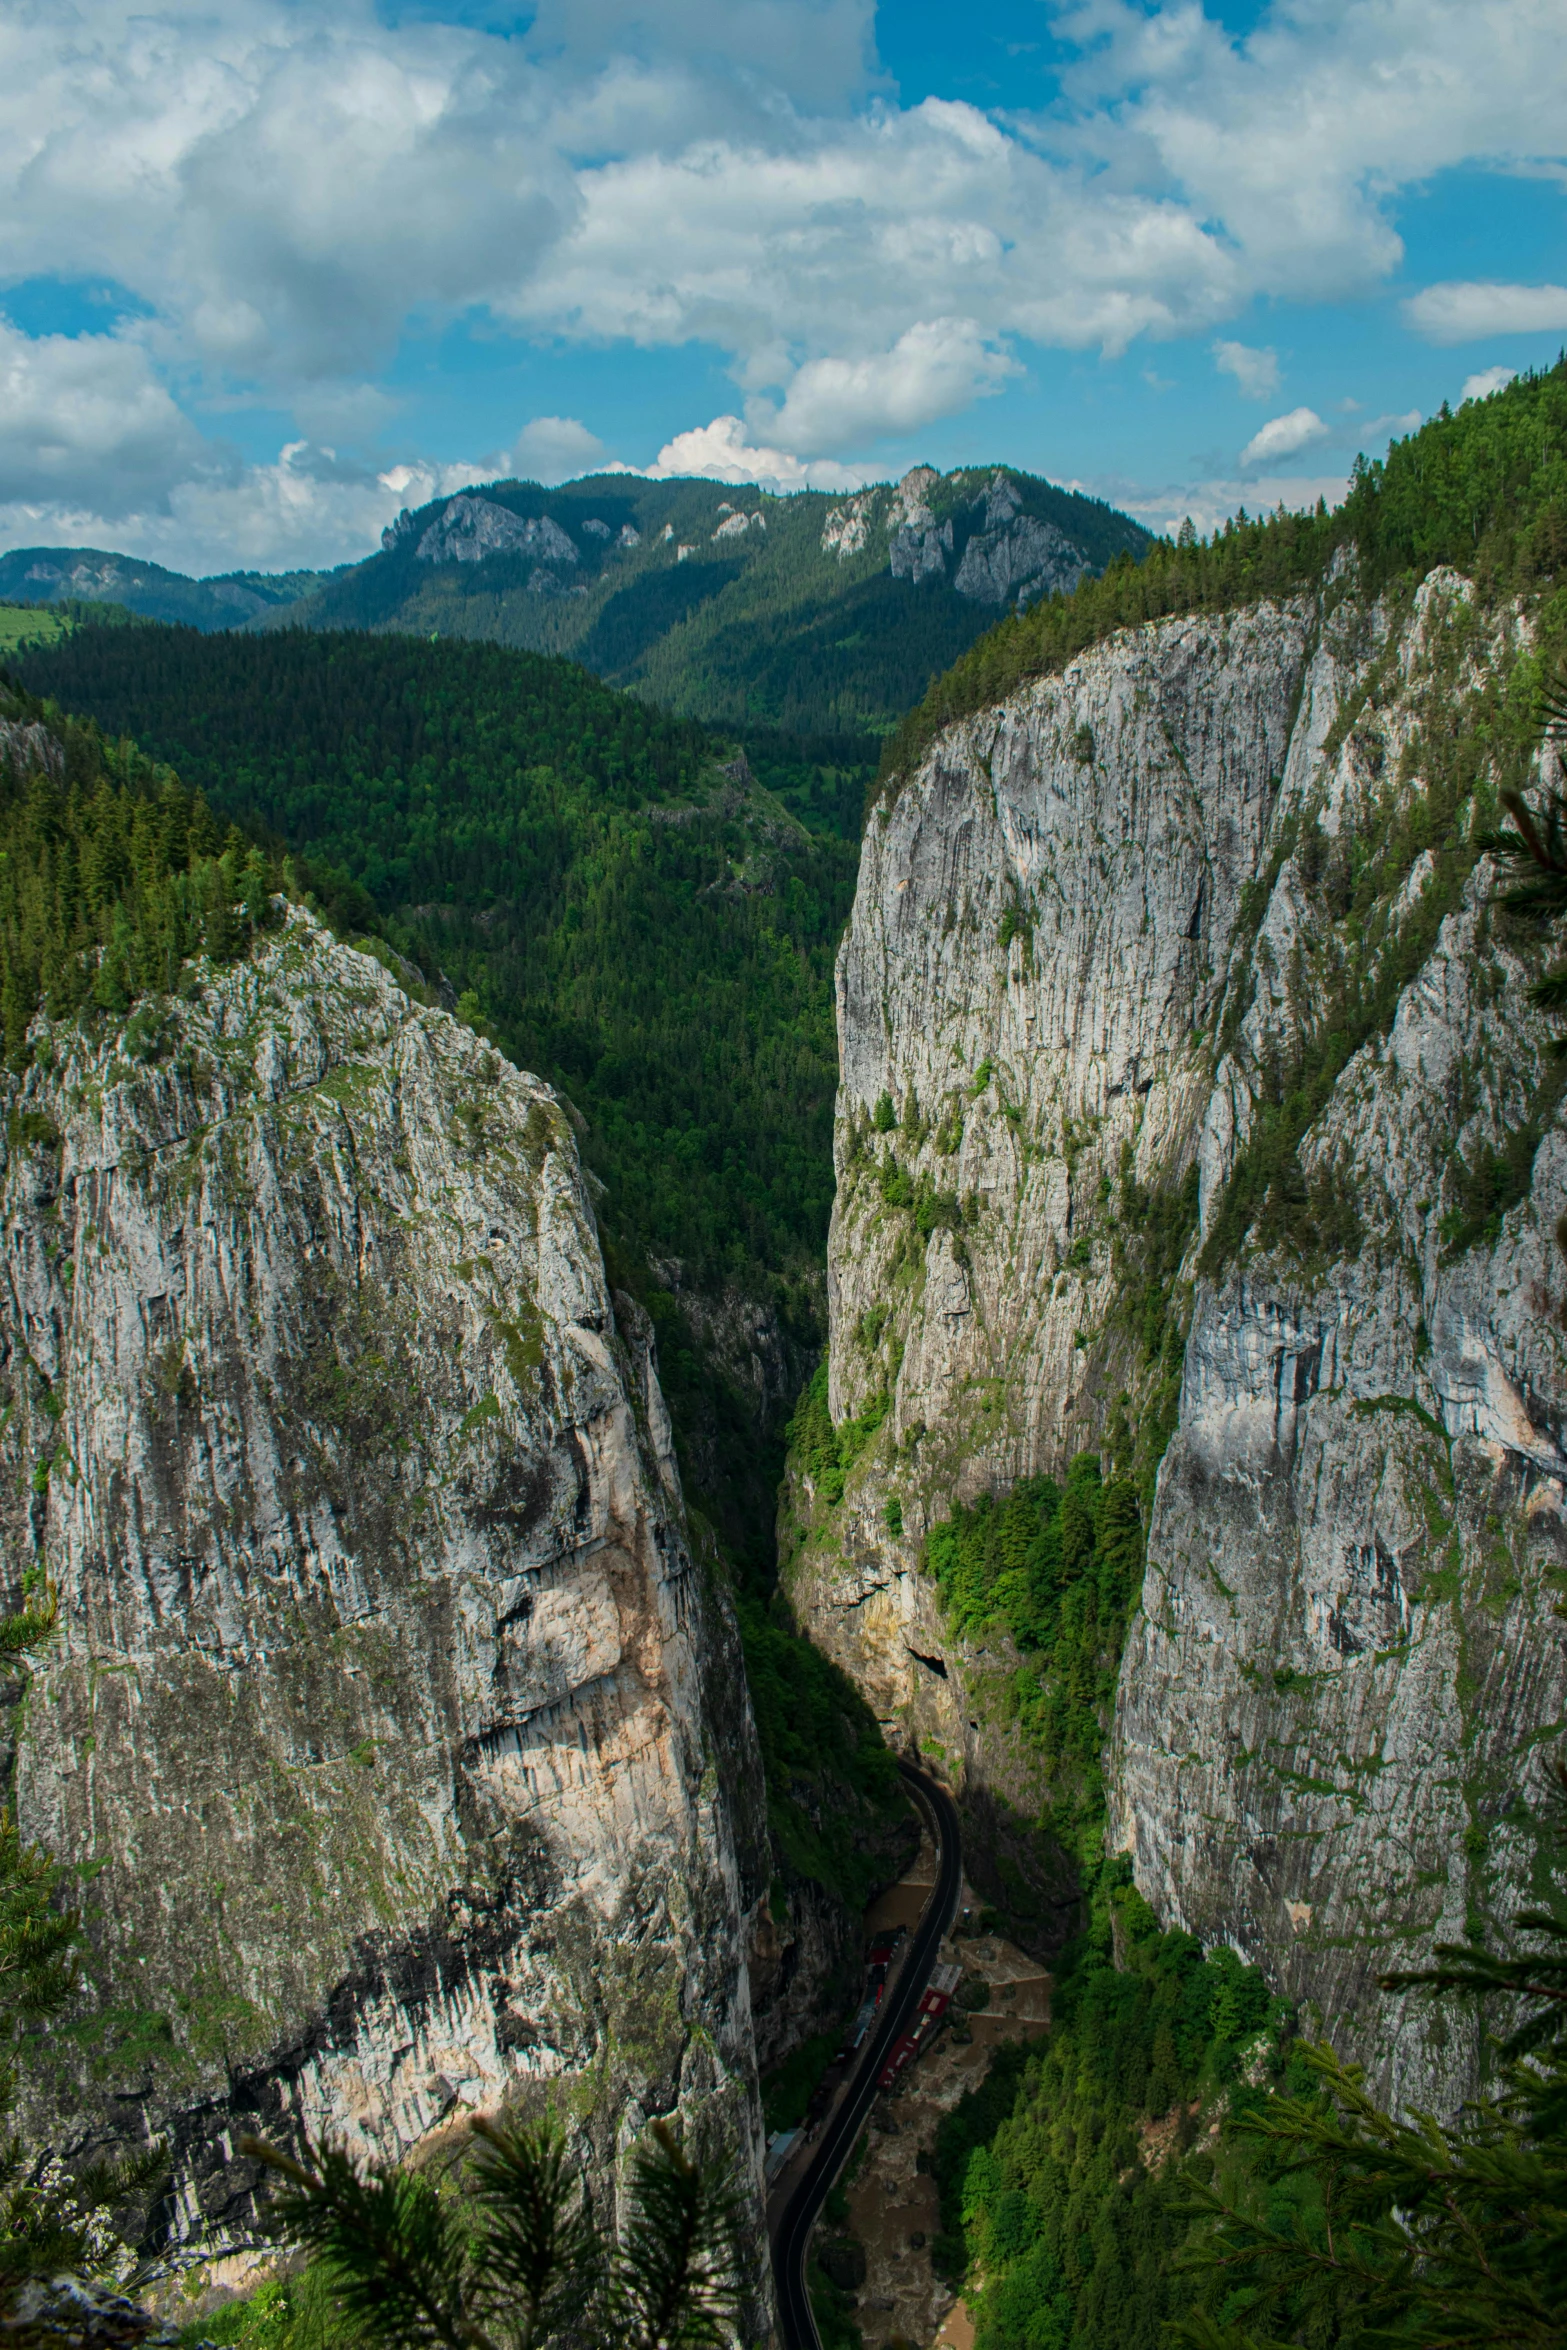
(246, 2112, 745, 2350)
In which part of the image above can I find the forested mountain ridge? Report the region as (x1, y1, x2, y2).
(0, 545, 336, 630)
(3, 461, 1151, 743)
(284, 463, 1149, 737)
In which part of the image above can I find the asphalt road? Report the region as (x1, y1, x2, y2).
(771, 1760, 963, 2350)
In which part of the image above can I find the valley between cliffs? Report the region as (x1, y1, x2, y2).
(785, 563, 1567, 2113)
(0, 901, 772, 2310)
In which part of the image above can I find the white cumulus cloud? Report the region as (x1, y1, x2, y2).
(1461, 364, 1519, 402)
(1213, 340, 1281, 399)
(1240, 407, 1330, 467)
(0, 2, 575, 390)
(0, 318, 212, 511)
(639, 416, 869, 492)
(1404, 281, 1567, 343)
(510, 417, 608, 483)
(761, 321, 1018, 455)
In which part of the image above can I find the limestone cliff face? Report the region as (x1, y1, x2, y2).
(1, 911, 769, 2285)
(787, 571, 1567, 2102)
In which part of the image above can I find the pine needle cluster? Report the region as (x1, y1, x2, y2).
(246, 2112, 745, 2350)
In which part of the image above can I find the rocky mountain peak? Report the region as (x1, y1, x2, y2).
(415, 496, 579, 568)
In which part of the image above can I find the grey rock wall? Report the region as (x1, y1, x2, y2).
(0, 912, 769, 2295)
(788, 571, 1567, 2099)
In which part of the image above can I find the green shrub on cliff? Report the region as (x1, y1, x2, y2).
(926, 1457, 1142, 1868)
(783, 1360, 893, 1511)
(933, 1875, 1286, 2350)
(185, 2271, 348, 2349)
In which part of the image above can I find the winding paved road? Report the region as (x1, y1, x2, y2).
(772, 1760, 963, 2350)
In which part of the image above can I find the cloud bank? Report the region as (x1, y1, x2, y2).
(1241, 407, 1330, 466)
(0, 0, 1561, 567)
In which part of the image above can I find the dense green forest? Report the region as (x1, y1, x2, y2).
(2, 462, 1151, 742)
(934, 1838, 1567, 2350)
(10, 626, 856, 1302)
(0, 678, 286, 1057)
(881, 359, 1567, 786)
(934, 1874, 1285, 2350)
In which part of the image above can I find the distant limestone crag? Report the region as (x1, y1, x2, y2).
(335, 463, 1145, 735)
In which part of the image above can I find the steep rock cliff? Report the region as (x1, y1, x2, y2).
(1, 910, 770, 2288)
(786, 570, 1567, 2103)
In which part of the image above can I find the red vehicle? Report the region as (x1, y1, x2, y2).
(876, 2034, 919, 2090)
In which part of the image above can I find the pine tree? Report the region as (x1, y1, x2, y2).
(247, 2112, 746, 2350)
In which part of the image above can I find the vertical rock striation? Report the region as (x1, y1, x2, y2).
(1, 912, 769, 2289)
(785, 599, 1312, 1890)
(789, 571, 1567, 2101)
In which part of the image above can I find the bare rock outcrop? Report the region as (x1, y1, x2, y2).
(1, 914, 769, 2298)
(787, 572, 1567, 2103)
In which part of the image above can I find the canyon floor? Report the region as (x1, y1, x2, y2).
(772, 1816, 1052, 2350)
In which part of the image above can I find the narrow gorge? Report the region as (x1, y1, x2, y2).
(6, 369, 1567, 2350)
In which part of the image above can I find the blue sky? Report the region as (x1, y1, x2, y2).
(0, 0, 1561, 574)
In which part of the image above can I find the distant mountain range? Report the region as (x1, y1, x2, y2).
(0, 463, 1153, 737)
(0, 545, 340, 630)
